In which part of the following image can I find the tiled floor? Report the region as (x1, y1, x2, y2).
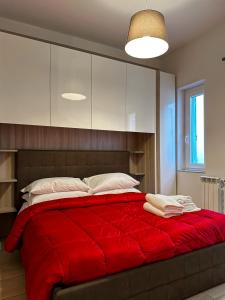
(1, 248, 225, 300)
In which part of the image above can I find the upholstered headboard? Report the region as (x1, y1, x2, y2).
(15, 150, 130, 209)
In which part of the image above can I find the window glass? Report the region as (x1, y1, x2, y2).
(183, 85, 205, 170)
(190, 93, 204, 165)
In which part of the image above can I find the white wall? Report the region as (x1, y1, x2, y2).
(177, 171, 203, 208)
(0, 17, 160, 70)
(159, 72, 176, 195)
(162, 19, 225, 200)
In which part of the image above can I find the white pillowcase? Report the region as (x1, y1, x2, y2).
(21, 177, 89, 195)
(18, 202, 29, 214)
(95, 188, 141, 195)
(22, 191, 89, 206)
(83, 173, 139, 194)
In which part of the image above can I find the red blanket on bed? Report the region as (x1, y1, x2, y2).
(5, 193, 225, 300)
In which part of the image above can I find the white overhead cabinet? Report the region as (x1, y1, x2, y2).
(92, 55, 126, 131)
(126, 64, 156, 133)
(0, 32, 157, 133)
(51, 46, 92, 129)
(0, 32, 50, 126)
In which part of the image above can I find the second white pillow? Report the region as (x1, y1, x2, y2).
(83, 173, 139, 194)
(95, 188, 141, 195)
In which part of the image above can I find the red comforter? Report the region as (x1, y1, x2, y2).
(5, 193, 225, 300)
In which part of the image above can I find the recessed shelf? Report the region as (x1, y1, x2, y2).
(0, 207, 17, 214)
(130, 151, 144, 154)
(130, 172, 145, 176)
(0, 179, 17, 183)
(0, 150, 17, 215)
(0, 150, 18, 153)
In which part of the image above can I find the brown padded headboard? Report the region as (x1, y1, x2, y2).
(15, 150, 130, 209)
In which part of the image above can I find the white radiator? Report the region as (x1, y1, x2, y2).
(200, 176, 225, 212)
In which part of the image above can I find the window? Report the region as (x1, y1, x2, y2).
(184, 85, 205, 169)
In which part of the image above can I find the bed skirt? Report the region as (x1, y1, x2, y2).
(53, 242, 225, 300)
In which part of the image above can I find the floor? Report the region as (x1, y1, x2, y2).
(0, 247, 25, 300)
(187, 286, 225, 300)
(1, 247, 225, 300)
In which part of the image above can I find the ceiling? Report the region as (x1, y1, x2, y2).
(0, 0, 225, 52)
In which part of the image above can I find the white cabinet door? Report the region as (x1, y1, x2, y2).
(0, 32, 50, 126)
(92, 55, 126, 131)
(51, 45, 91, 129)
(159, 71, 176, 195)
(126, 64, 156, 133)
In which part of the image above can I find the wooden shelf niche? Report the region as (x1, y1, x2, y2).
(128, 133, 156, 193)
(130, 151, 145, 174)
(129, 150, 145, 191)
(0, 150, 17, 213)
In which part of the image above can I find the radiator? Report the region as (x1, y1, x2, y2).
(200, 176, 225, 212)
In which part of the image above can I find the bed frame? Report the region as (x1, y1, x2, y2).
(15, 150, 225, 300)
(53, 242, 225, 300)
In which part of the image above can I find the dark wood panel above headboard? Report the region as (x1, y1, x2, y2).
(0, 123, 129, 150)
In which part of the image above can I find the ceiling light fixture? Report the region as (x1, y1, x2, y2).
(61, 93, 86, 101)
(125, 8, 169, 59)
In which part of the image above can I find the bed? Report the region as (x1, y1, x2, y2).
(5, 150, 225, 300)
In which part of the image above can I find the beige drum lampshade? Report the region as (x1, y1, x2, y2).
(125, 9, 169, 59)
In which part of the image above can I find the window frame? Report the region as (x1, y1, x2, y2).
(184, 85, 205, 170)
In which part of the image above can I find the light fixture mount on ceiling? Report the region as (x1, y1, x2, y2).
(125, 9, 169, 59)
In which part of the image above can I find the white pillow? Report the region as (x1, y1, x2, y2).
(21, 177, 89, 195)
(22, 191, 89, 206)
(83, 173, 139, 194)
(95, 188, 141, 195)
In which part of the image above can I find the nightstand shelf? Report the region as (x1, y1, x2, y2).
(0, 150, 18, 153)
(0, 150, 17, 214)
(0, 179, 17, 183)
(130, 172, 145, 176)
(129, 151, 144, 155)
(0, 207, 17, 214)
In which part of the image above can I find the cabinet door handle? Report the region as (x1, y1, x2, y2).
(185, 135, 189, 144)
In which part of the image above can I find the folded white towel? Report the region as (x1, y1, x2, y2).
(154, 194, 192, 203)
(145, 194, 184, 212)
(143, 202, 182, 218)
(173, 196, 201, 212)
(145, 193, 201, 214)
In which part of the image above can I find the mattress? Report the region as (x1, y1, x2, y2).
(5, 192, 225, 300)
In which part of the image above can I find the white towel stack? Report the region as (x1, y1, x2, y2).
(144, 194, 201, 218)
(172, 195, 201, 213)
